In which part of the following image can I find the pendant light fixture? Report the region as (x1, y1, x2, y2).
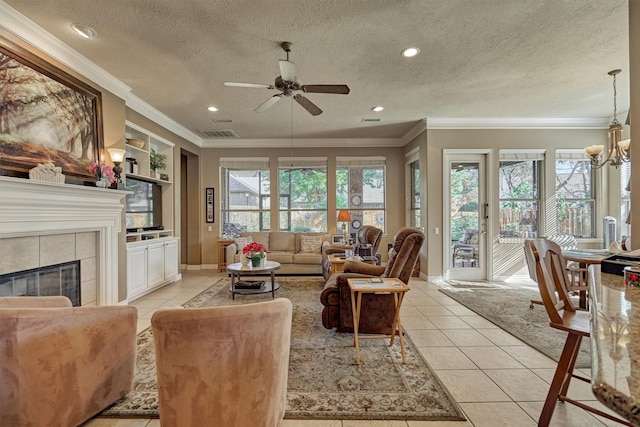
(584, 69, 630, 169)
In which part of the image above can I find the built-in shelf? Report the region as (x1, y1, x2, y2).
(126, 229, 174, 243)
(125, 121, 176, 248)
(126, 172, 172, 185)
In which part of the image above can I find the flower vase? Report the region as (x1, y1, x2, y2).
(240, 255, 249, 267)
(251, 256, 261, 268)
(96, 178, 108, 188)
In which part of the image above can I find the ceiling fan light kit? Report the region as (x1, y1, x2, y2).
(224, 41, 350, 116)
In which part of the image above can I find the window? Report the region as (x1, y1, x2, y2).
(621, 161, 631, 238)
(555, 151, 595, 238)
(278, 158, 327, 232)
(220, 158, 270, 233)
(407, 152, 421, 229)
(336, 157, 386, 234)
(498, 152, 543, 239)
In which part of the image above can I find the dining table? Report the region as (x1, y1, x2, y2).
(563, 249, 609, 309)
(589, 265, 640, 426)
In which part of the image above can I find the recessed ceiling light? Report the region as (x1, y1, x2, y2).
(207, 106, 219, 112)
(401, 47, 420, 58)
(71, 24, 96, 39)
(372, 106, 384, 112)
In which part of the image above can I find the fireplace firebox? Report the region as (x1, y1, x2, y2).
(0, 261, 81, 306)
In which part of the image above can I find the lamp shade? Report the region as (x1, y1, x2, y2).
(107, 148, 126, 163)
(337, 209, 351, 222)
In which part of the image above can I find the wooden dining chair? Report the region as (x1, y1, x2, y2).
(530, 238, 631, 427)
(525, 238, 589, 310)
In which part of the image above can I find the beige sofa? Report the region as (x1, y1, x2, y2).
(225, 231, 329, 275)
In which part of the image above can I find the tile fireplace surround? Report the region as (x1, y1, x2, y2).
(0, 176, 127, 305)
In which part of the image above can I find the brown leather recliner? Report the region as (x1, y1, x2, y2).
(321, 225, 383, 280)
(320, 227, 424, 334)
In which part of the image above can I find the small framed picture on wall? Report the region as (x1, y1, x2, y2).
(205, 188, 214, 223)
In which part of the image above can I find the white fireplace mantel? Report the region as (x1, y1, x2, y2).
(0, 176, 128, 305)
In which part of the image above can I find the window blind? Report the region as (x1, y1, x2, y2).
(277, 157, 327, 167)
(220, 157, 270, 169)
(556, 149, 588, 160)
(499, 150, 545, 160)
(336, 156, 386, 166)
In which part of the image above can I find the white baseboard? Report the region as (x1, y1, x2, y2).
(185, 265, 202, 271)
(201, 264, 216, 270)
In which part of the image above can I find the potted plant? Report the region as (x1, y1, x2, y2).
(242, 242, 268, 268)
(150, 149, 167, 178)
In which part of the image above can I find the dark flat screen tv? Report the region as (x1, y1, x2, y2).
(126, 177, 163, 232)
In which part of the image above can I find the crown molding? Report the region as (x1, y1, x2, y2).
(0, 1, 131, 98)
(400, 118, 427, 144)
(201, 137, 402, 149)
(426, 117, 610, 129)
(126, 94, 203, 146)
(0, 1, 203, 147)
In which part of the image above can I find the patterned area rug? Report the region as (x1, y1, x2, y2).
(100, 277, 465, 421)
(439, 284, 591, 368)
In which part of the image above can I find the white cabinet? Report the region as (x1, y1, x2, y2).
(127, 245, 147, 297)
(127, 237, 180, 301)
(164, 239, 179, 280)
(147, 242, 165, 287)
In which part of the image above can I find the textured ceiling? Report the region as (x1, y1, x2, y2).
(2, 0, 630, 145)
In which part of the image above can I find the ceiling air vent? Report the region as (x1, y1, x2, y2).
(198, 129, 239, 138)
(212, 118, 235, 124)
(362, 118, 381, 123)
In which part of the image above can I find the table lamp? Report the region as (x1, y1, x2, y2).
(337, 209, 351, 243)
(107, 148, 126, 190)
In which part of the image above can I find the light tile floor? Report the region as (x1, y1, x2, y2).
(84, 271, 621, 427)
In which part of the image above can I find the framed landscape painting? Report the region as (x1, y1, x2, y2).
(0, 37, 103, 183)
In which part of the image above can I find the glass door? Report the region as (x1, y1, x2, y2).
(445, 154, 487, 280)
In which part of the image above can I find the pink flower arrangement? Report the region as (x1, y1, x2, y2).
(89, 161, 115, 183)
(242, 242, 268, 259)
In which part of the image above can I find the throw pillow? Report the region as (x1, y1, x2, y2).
(300, 235, 323, 254)
(234, 236, 253, 253)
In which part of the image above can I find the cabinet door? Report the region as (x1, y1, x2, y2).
(127, 246, 147, 298)
(164, 239, 179, 280)
(147, 242, 165, 288)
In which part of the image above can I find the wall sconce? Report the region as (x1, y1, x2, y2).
(107, 148, 126, 189)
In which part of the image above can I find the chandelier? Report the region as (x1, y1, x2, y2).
(584, 69, 630, 169)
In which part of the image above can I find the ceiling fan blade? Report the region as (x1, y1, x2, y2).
(302, 84, 350, 95)
(294, 94, 322, 116)
(224, 81, 273, 89)
(279, 60, 296, 82)
(254, 94, 283, 113)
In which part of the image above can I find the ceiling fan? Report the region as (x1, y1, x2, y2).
(224, 42, 350, 116)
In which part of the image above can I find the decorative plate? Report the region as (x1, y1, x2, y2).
(351, 219, 362, 229)
(351, 195, 362, 206)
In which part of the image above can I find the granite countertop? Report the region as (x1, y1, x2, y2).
(589, 266, 640, 426)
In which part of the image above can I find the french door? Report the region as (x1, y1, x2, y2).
(444, 153, 487, 280)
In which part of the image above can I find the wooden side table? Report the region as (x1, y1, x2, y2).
(217, 239, 234, 272)
(328, 255, 375, 275)
(347, 277, 409, 365)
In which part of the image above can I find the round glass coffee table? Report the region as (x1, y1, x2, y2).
(226, 260, 282, 299)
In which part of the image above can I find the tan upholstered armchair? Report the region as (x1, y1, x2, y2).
(151, 298, 293, 427)
(0, 296, 138, 427)
(322, 225, 383, 279)
(320, 227, 424, 334)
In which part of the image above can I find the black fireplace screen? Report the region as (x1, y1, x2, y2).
(0, 260, 81, 306)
